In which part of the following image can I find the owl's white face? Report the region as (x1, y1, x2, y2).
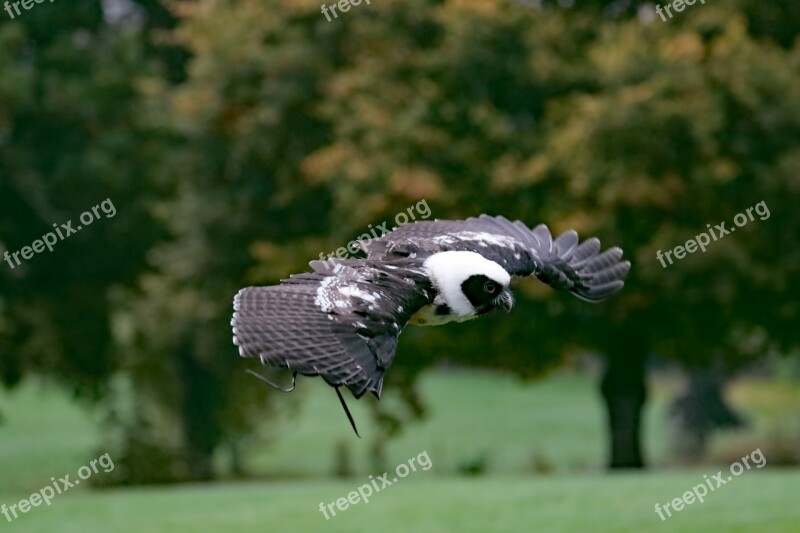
(409, 251, 513, 326)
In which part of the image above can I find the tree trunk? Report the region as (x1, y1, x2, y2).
(178, 345, 220, 481)
(600, 341, 647, 469)
(668, 367, 746, 462)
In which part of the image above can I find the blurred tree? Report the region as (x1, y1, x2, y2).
(524, 6, 800, 466)
(113, 0, 344, 480)
(0, 1, 162, 396)
(668, 367, 746, 461)
(0, 0, 196, 481)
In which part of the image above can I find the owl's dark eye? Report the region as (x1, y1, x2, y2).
(484, 281, 497, 294)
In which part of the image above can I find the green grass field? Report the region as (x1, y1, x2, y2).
(1, 369, 798, 531)
(2, 471, 799, 532)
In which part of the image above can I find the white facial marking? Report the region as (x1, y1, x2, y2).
(422, 251, 510, 317)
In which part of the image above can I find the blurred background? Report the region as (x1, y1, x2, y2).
(1, 0, 799, 531)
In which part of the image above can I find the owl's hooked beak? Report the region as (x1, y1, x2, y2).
(495, 289, 514, 313)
